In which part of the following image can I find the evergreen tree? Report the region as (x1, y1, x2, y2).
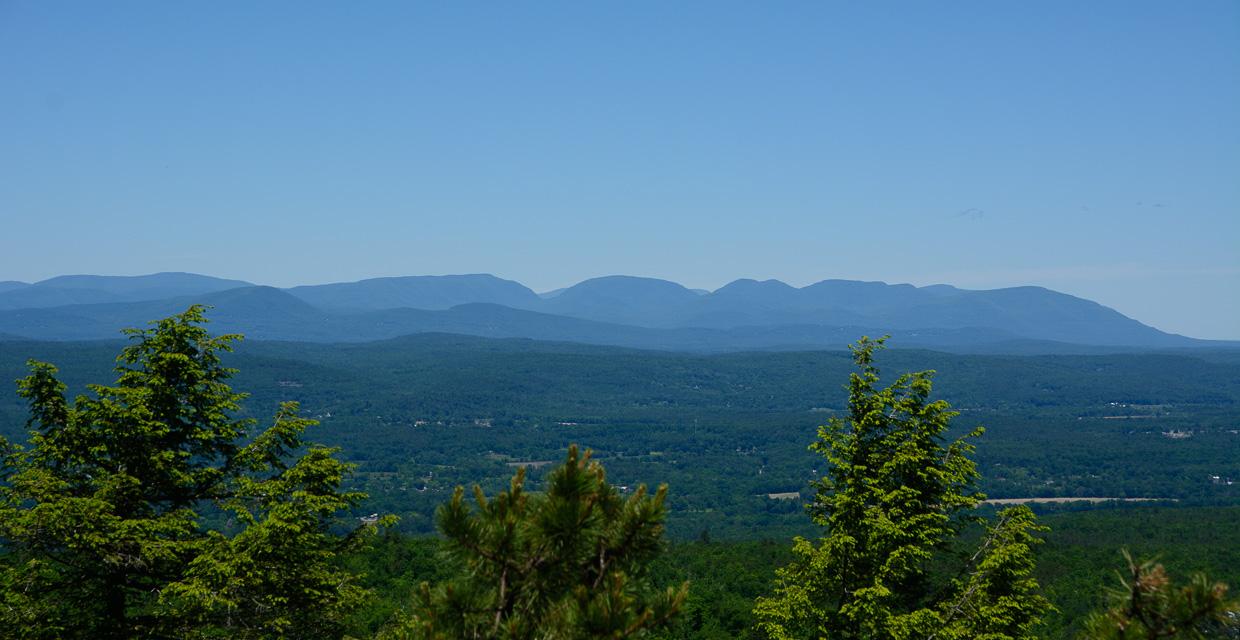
(1080, 552, 1239, 639)
(383, 445, 687, 639)
(754, 337, 1050, 640)
(0, 306, 381, 639)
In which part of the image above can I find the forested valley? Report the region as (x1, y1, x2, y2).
(1, 311, 1237, 638)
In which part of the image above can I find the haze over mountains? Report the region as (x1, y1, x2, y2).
(0, 272, 1229, 353)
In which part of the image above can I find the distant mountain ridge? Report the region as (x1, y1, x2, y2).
(0, 271, 1228, 353)
(0, 272, 253, 310)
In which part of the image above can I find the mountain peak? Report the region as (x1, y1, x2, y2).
(566, 275, 693, 289)
(714, 278, 796, 292)
(709, 279, 799, 305)
(551, 276, 698, 301)
(542, 276, 699, 327)
(286, 274, 540, 311)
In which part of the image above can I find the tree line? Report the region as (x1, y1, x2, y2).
(0, 308, 1235, 638)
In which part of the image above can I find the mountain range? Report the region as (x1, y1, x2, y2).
(0, 272, 1230, 353)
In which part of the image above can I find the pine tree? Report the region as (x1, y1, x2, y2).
(0, 306, 381, 639)
(753, 337, 1050, 640)
(383, 445, 687, 639)
(1080, 551, 1239, 639)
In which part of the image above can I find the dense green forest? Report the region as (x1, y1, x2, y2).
(2, 325, 1239, 637)
(347, 504, 1240, 638)
(4, 334, 1236, 538)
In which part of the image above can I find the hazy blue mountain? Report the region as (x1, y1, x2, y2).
(0, 272, 1222, 351)
(1, 287, 1220, 353)
(534, 277, 1193, 348)
(539, 276, 702, 327)
(285, 274, 540, 311)
(0, 286, 320, 341)
(35, 272, 253, 297)
(0, 294, 675, 345)
(684, 279, 871, 328)
(0, 282, 29, 294)
(866, 286, 1185, 347)
(918, 284, 964, 296)
(0, 272, 253, 310)
(711, 279, 801, 307)
(0, 287, 126, 310)
(539, 277, 946, 329)
(799, 279, 934, 312)
(361, 303, 686, 346)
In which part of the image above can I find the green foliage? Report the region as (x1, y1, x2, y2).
(933, 506, 1050, 639)
(383, 445, 688, 639)
(2, 324, 1239, 638)
(1032, 505, 1240, 636)
(754, 337, 1050, 639)
(1080, 552, 1239, 639)
(340, 506, 1240, 640)
(0, 306, 379, 639)
(4, 337, 1239, 541)
(340, 533, 454, 635)
(650, 540, 793, 640)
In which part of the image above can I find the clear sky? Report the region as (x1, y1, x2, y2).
(2, 2, 1237, 339)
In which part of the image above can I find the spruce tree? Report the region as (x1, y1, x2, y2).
(0, 306, 379, 639)
(754, 337, 1050, 640)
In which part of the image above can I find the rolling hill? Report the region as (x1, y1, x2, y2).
(286, 274, 540, 311)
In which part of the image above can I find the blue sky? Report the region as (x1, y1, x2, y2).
(1, 1, 1237, 338)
